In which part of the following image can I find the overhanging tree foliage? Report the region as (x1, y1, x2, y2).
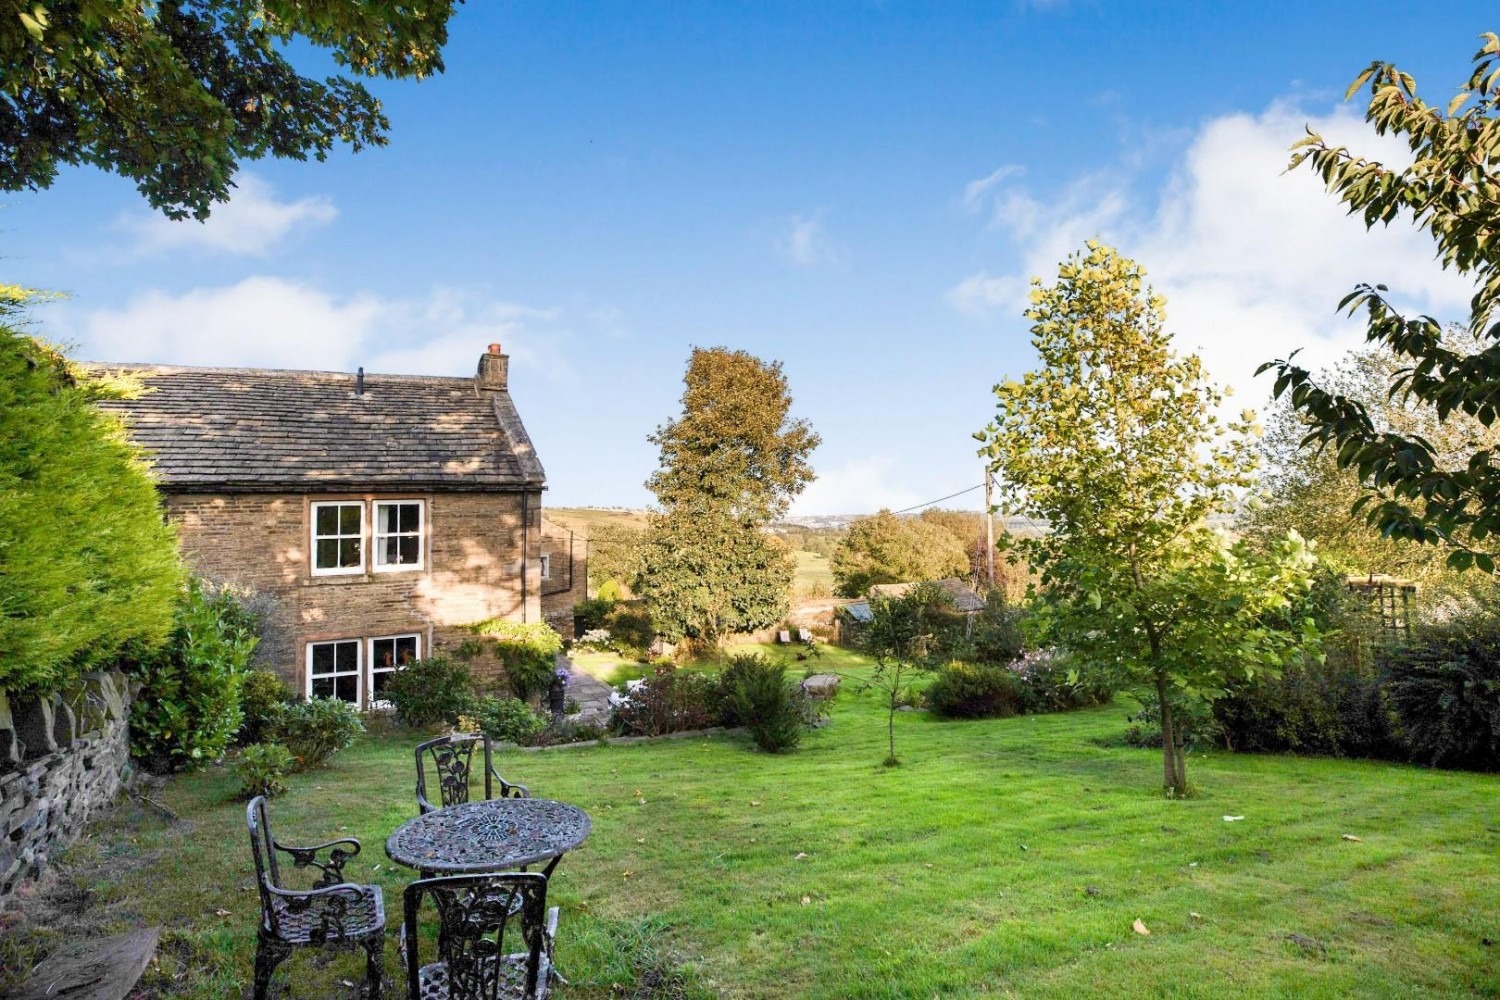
(0, 289, 183, 693)
(638, 347, 819, 645)
(1264, 33, 1500, 572)
(1, 0, 462, 219)
(978, 243, 1320, 797)
(1246, 335, 1500, 597)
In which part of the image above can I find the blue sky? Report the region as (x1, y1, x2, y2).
(4, 2, 1488, 514)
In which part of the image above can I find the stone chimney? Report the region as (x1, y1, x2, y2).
(476, 343, 508, 391)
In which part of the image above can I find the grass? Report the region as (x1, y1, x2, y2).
(6, 644, 1498, 998)
(791, 550, 834, 598)
(545, 507, 652, 536)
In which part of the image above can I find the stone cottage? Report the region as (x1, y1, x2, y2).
(85, 344, 582, 706)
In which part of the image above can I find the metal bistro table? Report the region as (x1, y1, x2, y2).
(385, 798, 591, 878)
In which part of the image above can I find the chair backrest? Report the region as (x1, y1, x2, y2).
(403, 872, 548, 1000)
(247, 795, 282, 932)
(415, 733, 494, 814)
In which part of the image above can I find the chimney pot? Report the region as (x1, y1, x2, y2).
(476, 346, 508, 391)
(355, 366, 365, 396)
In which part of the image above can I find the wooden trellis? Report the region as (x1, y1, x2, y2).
(1345, 574, 1417, 642)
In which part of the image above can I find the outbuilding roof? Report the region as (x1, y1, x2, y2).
(81, 361, 546, 493)
(867, 577, 986, 613)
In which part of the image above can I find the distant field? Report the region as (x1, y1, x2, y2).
(545, 506, 652, 535)
(793, 548, 834, 596)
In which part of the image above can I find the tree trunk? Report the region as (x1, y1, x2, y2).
(1154, 673, 1184, 797)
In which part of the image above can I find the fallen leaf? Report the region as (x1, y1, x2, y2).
(636, 838, 645, 844)
(749, 838, 757, 843)
(750, 801, 762, 807)
(793, 852, 808, 860)
(923, 863, 934, 869)
(1190, 911, 1203, 921)
(1341, 834, 1363, 842)
(638, 798, 647, 805)
(801, 896, 811, 906)
(621, 870, 632, 878)
(214, 909, 231, 917)
(1019, 844, 1029, 852)
(1223, 816, 1245, 822)
(1133, 919, 1151, 936)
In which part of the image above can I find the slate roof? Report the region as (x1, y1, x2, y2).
(82, 363, 546, 493)
(867, 578, 986, 613)
(837, 601, 874, 623)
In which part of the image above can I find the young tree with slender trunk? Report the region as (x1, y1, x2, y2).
(978, 242, 1320, 797)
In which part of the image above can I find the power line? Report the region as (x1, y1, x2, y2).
(888, 482, 985, 515)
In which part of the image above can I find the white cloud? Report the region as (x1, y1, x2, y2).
(961, 165, 1025, 212)
(777, 210, 846, 267)
(791, 455, 923, 517)
(115, 174, 337, 257)
(949, 101, 1475, 407)
(51, 277, 576, 381)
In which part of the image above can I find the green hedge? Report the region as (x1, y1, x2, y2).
(0, 317, 182, 694)
(469, 619, 564, 701)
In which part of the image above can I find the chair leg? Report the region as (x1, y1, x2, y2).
(362, 934, 385, 999)
(253, 937, 292, 1000)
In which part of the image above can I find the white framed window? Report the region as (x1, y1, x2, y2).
(539, 553, 551, 580)
(307, 639, 362, 704)
(311, 502, 365, 575)
(373, 500, 424, 571)
(368, 634, 420, 708)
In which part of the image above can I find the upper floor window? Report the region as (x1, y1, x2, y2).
(312, 502, 364, 575)
(374, 500, 424, 571)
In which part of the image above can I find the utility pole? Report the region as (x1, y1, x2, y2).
(983, 465, 996, 592)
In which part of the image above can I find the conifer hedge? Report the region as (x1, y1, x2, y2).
(0, 297, 182, 694)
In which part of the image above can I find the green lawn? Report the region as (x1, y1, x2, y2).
(7, 646, 1498, 998)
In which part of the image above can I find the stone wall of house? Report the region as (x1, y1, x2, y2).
(164, 490, 544, 696)
(539, 518, 588, 637)
(0, 672, 134, 912)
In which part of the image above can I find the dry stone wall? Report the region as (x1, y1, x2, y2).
(0, 672, 134, 912)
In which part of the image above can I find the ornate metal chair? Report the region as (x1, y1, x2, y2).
(415, 734, 530, 815)
(400, 872, 558, 1000)
(247, 795, 386, 999)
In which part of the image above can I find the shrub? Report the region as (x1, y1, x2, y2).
(720, 654, 805, 753)
(596, 578, 626, 603)
(0, 319, 183, 695)
(267, 697, 365, 770)
(129, 579, 259, 771)
(1385, 609, 1500, 770)
(962, 593, 1027, 665)
(384, 654, 475, 728)
(235, 743, 295, 799)
(1013, 649, 1116, 714)
(470, 619, 564, 701)
(240, 670, 296, 745)
(612, 665, 724, 737)
(574, 597, 617, 632)
(924, 662, 1023, 719)
(605, 604, 655, 660)
(1213, 650, 1399, 758)
(474, 696, 548, 745)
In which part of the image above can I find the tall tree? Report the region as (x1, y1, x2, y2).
(1264, 33, 1500, 572)
(830, 509, 970, 598)
(1, 1, 461, 219)
(978, 243, 1320, 797)
(638, 347, 819, 645)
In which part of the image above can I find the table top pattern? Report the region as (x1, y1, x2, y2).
(386, 798, 592, 874)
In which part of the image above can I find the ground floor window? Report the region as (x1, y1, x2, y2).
(369, 633, 420, 707)
(308, 639, 361, 703)
(307, 634, 421, 708)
